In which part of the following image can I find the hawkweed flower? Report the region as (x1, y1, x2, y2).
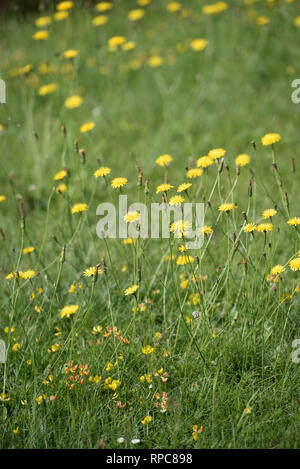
(148, 56, 163, 67)
(166, 2, 181, 12)
(35, 16, 52, 27)
(124, 284, 139, 296)
(128, 9, 145, 21)
(94, 166, 111, 178)
(141, 415, 152, 425)
(170, 220, 191, 237)
(186, 168, 203, 178)
(71, 203, 88, 214)
(208, 148, 226, 160)
(23, 246, 35, 254)
(176, 255, 194, 265)
(256, 223, 273, 233)
(0, 195, 6, 202)
(218, 203, 237, 212)
(33, 30, 49, 40)
(177, 182, 192, 193)
(142, 345, 155, 354)
(92, 15, 108, 26)
(169, 195, 184, 206)
(261, 133, 281, 146)
(83, 266, 103, 277)
(96, 1, 113, 12)
(256, 16, 270, 26)
(12, 343, 21, 352)
(196, 156, 214, 168)
(235, 154, 250, 167)
(271, 265, 285, 276)
(287, 217, 300, 226)
(124, 211, 140, 223)
(156, 183, 173, 194)
(243, 223, 256, 233)
(63, 49, 78, 59)
(190, 38, 208, 51)
(56, 183, 67, 193)
(19, 270, 36, 279)
(199, 225, 213, 235)
(39, 83, 59, 96)
(262, 208, 277, 219)
(53, 169, 67, 181)
(64, 95, 83, 109)
(60, 304, 79, 318)
(56, 1, 74, 11)
(155, 154, 173, 167)
(80, 121, 95, 133)
(202, 2, 228, 15)
(111, 177, 128, 188)
(289, 258, 300, 271)
(53, 11, 69, 20)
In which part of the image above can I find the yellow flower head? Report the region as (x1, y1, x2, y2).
(128, 9, 145, 21)
(122, 41, 136, 51)
(71, 203, 88, 214)
(169, 195, 184, 206)
(199, 225, 213, 235)
(202, 2, 228, 15)
(142, 345, 155, 354)
(124, 211, 140, 223)
(80, 121, 95, 133)
(196, 156, 214, 168)
(256, 223, 273, 232)
(83, 266, 103, 277)
(167, 2, 182, 12)
(190, 39, 208, 51)
(177, 182, 192, 193)
(155, 154, 173, 167)
(63, 49, 78, 59)
(262, 209, 277, 219)
(54, 169, 67, 181)
(19, 270, 36, 279)
(141, 415, 152, 425)
(186, 168, 203, 178)
(35, 16, 52, 28)
(57, 1, 74, 11)
(218, 203, 237, 212)
(261, 133, 281, 146)
(39, 83, 59, 96)
(33, 30, 49, 40)
(0, 195, 6, 202)
(208, 148, 226, 160)
(64, 95, 83, 109)
(95, 2, 113, 12)
(53, 11, 69, 21)
(256, 16, 270, 26)
(92, 15, 108, 26)
(124, 284, 139, 296)
(243, 223, 256, 233)
(108, 36, 126, 48)
(176, 255, 194, 266)
(235, 154, 250, 167)
(60, 304, 79, 318)
(23, 246, 35, 255)
(111, 177, 128, 188)
(170, 220, 191, 237)
(94, 166, 111, 178)
(287, 217, 300, 226)
(271, 265, 285, 276)
(56, 183, 67, 194)
(156, 183, 173, 194)
(289, 257, 300, 271)
(148, 56, 163, 68)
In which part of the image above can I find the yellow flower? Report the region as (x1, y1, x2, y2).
(64, 95, 83, 109)
(80, 121, 95, 133)
(53, 11, 69, 21)
(190, 39, 208, 51)
(60, 304, 79, 318)
(218, 203, 237, 212)
(176, 255, 194, 266)
(39, 83, 59, 96)
(156, 183, 173, 194)
(92, 15, 108, 26)
(19, 270, 36, 279)
(208, 148, 226, 160)
(0, 393, 11, 402)
(12, 427, 20, 435)
(170, 220, 191, 237)
(71, 203, 88, 214)
(0, 195, 6, 202)
(295, 16, 300, 27)
(287, 217, 300, 226)
(23, 246, 35, 255)
(83, 266, 103, 277)
(186, 168, 203, 178)
(256, 16, 270, 26)
(63, 49, 78, 59)
(108, 36, 126, 48)
(141, 415, 152, 425)
(256, 223, 273, 233)
(262, 209, 277, 219)
(95, 2, 113, 12)
(56, 1, 74, 11)
(271, 265, 285, 275)
(202, 2, 228, 15)
(92, 325, 103, 335)
(155, 154, 173, 167)
(235, 154, 251, 167)
(177, 182, 192, 193)
(124, 211, 140, 223)
(12, 343, 21, 352)
(261, 133, 281, 146)
(53, 169, 67, 181)
(94, 166, 111, 178)
(124, 284, 139, 296)
(138, 0, 151, 5)
(122, 42, 136, 51)
(6, 271, 17, 280)
(94, 375, 102, 383)
(196, 156, 214, 168)
(148, 56, 163, 68)
(56, 183, 67, 193)
(169, 195, 184, 206)
(289, 258, 300, 271)
(244, 406, 252, 415)
(142, 345, 155, 354)
(33, 30, 49, 40)
(122, 238, 133, 245)
(111, 177, 128, 188)
(199, 225, 213, 235)
(166, 2, 181, 12)
(35, 16, 52, 28)
(243, 223, 256, 233)
(128, 9, 145, 21)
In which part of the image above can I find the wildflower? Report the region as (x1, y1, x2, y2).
(92, 325, 103, 335)
(56, 1, 74, 11)
(83, 266, 103, 277)
(208, 148, 226, 160)
(235, 154, 250, 167)
(295, 16, 300, 27)
(71, 203, 88, 214)
(154, 332, 162, 340)
(53, 11, 69, 21)
(109, 379, 121, 391)
(35, 16, 52, 28)
(202, 2, 228, 15)
(142, 345, 155, 355)
(60, 304, 79, 318)
(256, 223, 273, 233)
(169, 195, 184, 206)
(0, 393, 10, 402)
(108, 36, 126, 48)
(271, 265, 285, 276)
(80, 121, 95, 133)
(148, 56, 163, 67)
(128, 9, 145, 21)
(192, 425, 204, 440)
(199, 225, 213, 235)
(0, 195, 6, 202)
(111, 177, 128, 188)
(131, 439, 140, 444)
(6, 271, 17, 280)
(117, 437, 125, 443)
(94, 375, 102, 383)
(12, 343, 21, 352)
(92, 15, 108, 26)
(176, 255, 194, 266)
(124, 284, 139, 296)
(155, 154, 173, 167)
(122, 42, 136, 51)
(156, 183, 173, 194)
(170, 220, 191, 237)
(54, 169, 67, 181)
(289, 258, 300, 271)
(177, 182, 192, 193)
(262, 209, 277, 219)
(63, 49, 78, 59)
(287, 217, 300, 226)
(261, 133, 281, 146)
(56, 183, 67, 193)
(218, 203, 237, 212)
(19, 270, 36, 279)
(244, 406, 252, 415)
(94, 166, 111, 178)
(141, 416, 152, 425)
(96, 2, 113, 12)
(39, 83, 59, 96)
(243, 223, 256, 233)
(64, 95, 83, 109)
(166, 2, 181, 12)
(190, 39, 208, 51)
(33, 30, 49, 40)
(196, 156, 214, 168)
(12, 427, 19, 435)
(35, 395, 45, 405)
(122, 238, 133, 245)
(256, 16, 270, 26)
(124, 211, 140, 223)
(23, 246, 35, 254)
(186, 168, 203, 178)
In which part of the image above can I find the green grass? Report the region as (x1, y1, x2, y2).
(0, 0, 300, 449)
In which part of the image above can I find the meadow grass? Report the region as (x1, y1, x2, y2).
(0, 0, 300, 449)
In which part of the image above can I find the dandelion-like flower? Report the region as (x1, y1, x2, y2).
(287, 217, 300, 226)
(0, 195, 6, 202)
(218, 203, 237, 212)
(177, 182, 192, 193)
(23, 246, 35, 254)
(56, 1, 74, 11)
(155, 154, 173, 167)
(124, 284, 139, 296)
(271, 265, 285, 276)
(261, 133, 281, 146)
(176, 255, 195, 265)
(33, 30, 49, 40)
(128, 9, 145, 21)
(71, 203, 88, 214)
(170, 220, 191, 237)
(53, 169, 67, 181)
(64, 95, 83, 109)
(196, 156, 214, 168)
(96, 1, 113, 12)
(235, 154, 250, 167)
(289, 258, 300, 271)
(186, 168, 203, 178)
(83, 266, 103, 277)
(169, 195, 184, 206)
(256, 223, 273, 232)
(19, 270, 36, 279)
(94, 166, 111, 178)
(111, 177, 128, 188)
(208, 148, 226, 160)
(262, 209, 277, 219)
(80, 121, 95, 133)
(60, 304, 79, 319)
(243, 223, 256, 233)
(124, 211, 140, 223)
(39, 83, 59, 96)
(156, 183, 173, 194)
(142, 345, 155, 354)
(190, 39, 208, 51)
(63, 49, 78, 59)
(92, 15, 108, 26)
